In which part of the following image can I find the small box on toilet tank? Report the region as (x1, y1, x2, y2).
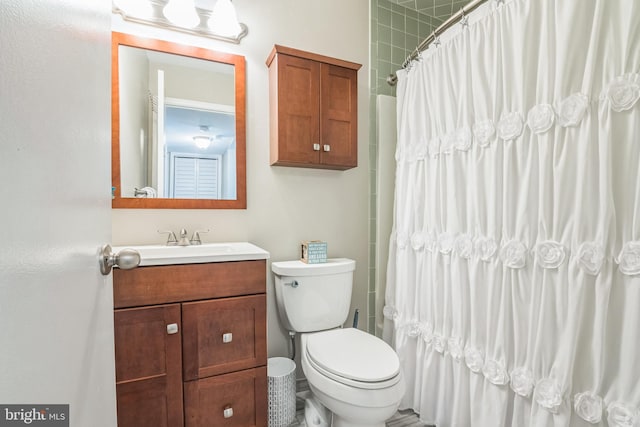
(301, 241, 327, 264)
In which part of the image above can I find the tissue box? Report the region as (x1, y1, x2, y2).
(301, 241, 327, 264)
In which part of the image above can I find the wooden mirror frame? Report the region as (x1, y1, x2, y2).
(111, 32, 246, 209)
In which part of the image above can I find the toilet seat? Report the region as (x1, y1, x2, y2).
(305, 328, 401, 390)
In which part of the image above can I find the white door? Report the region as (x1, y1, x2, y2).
(0, 1, 116, 426)
(157, 69, 166, 197)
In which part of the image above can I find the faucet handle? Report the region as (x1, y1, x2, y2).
(190, 229, 210, 245)
(158, 230, 178, 246)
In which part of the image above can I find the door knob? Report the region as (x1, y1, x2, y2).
(99, 244, 141, 275)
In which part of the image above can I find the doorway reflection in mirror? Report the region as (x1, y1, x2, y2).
(118, 45, 236, 200)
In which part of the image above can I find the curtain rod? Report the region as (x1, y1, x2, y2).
(386, 0, 489, 86)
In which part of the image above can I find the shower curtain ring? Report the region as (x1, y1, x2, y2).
(460, 8, 469, 27)
(432, 31, 441, 47)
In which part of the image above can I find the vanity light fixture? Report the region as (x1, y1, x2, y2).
(193, 135, 212, 149)
(113, 0, 153, 18)
(112, 0, 248, 44)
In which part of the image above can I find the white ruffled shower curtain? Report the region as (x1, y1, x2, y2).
(384, 0, 640, 426)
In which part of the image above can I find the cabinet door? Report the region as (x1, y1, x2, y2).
(184, 367, 267, 427)
(273, 54, 320, 166)
(182, 295, 267, 381)
(114, 304, 183, 427)
(320, 63, 358, 168)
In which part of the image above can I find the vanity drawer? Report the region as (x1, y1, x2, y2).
(113, 260, 266, 308)
(182, 294, 267, 381)
(184, 367, 267, 427)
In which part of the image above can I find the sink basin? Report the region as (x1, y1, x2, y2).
(112, 242, 270, 266)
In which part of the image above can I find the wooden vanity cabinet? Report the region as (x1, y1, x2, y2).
(266, 45, 361, 170)
(113, 260, 267, 427)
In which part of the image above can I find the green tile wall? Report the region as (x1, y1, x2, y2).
(368, 0, 436, 336)
(371, 0, 437, 96)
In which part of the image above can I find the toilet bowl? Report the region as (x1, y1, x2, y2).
(301, 328, 405, 427)
(271, 258, 405, 427)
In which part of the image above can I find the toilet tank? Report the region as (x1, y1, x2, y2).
(272, 258, 355, 333)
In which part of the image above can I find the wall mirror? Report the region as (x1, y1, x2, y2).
(112, 32, 246, 209)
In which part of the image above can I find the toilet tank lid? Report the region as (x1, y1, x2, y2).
(272, 258, 355, 276)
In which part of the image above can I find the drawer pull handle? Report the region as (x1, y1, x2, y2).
(223, 407, 234, 418)
(313, 143, 320, 151)
(222, 332, 233, 343)
(166, 323, 179, 335)
(323, 144, 331, 152)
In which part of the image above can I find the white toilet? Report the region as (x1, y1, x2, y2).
(272, 258, 405, 427)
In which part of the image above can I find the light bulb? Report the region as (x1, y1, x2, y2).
(163, 0, 200, 29)
(208, 0, 242, 37)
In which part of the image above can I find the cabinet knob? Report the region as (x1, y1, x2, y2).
(222, 332, 233, 343)
(323, 144, 331, 152)
(167, 323, 179, 335)
(223, 407, 234, 418)
(313, 143, 320, 151)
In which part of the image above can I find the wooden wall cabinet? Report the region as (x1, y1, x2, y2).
(266, 45, 362, 170)
(113, 260, 267, 427)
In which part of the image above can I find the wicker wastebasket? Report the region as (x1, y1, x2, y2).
(267, 357, 296, 427)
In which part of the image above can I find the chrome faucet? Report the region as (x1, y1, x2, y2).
(159, 228, 208, 246)
(178, 228, 191, 246)
(158, 230, 178, 246)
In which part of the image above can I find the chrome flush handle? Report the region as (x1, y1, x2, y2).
(285, 280, 299, 288)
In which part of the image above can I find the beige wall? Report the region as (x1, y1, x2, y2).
(149, 62, 235, 105)
(111, 0, 371, 365)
